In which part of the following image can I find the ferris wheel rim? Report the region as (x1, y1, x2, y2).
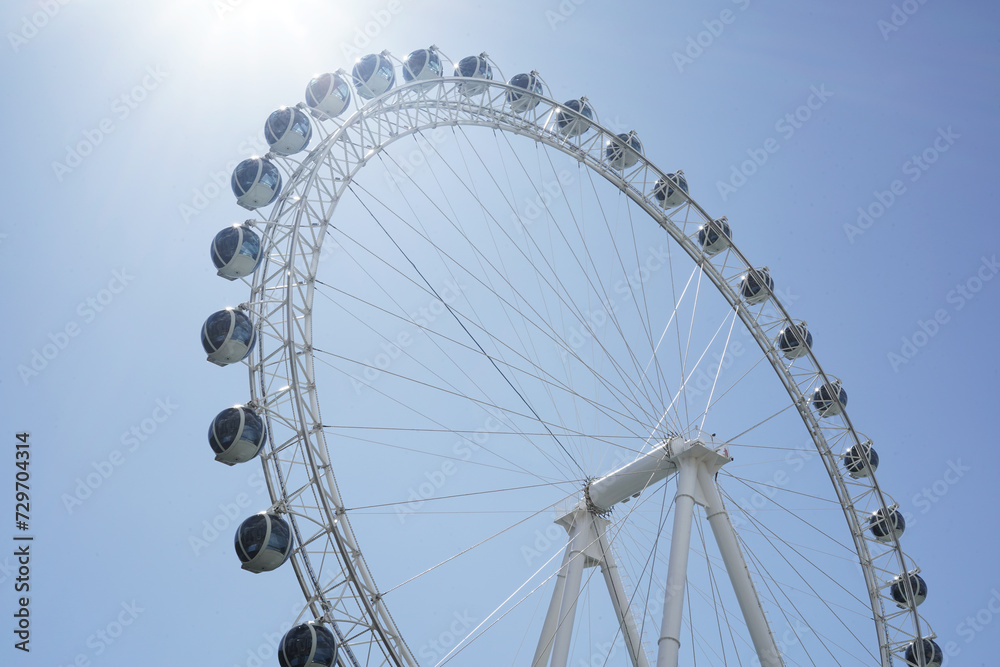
(234, 74, 932, 666)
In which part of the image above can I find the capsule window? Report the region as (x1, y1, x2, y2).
(406, 51, 427, 75)
(332, 77, 349, 98)
(306, 75, 330, 106)
(458, 57, 480, 77)
(281, 625, 313, 667)
(213, 227, 241, 264)
(289, 113, 310, 137)
(313, 642, 336, 667)
(265, 108, 291, 143)
(258, 164, 279, 190)
(237, 514, 268, 562)
(203, 312, 234, 351)
(268, 517, 291, 552)
(234, 162, 259, 194)
(511, 74, 539, 93)
(355, 55, 377, 81)
(209, 408, 242, 455)
(377, 59, 394, 81)
(279, 623, 338, 667)
(241, 415, 263, 448)
(232, 316, 252, 342)
(238, 231, 260, 259)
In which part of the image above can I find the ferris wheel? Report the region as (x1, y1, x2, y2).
(200, 46, 941, 667)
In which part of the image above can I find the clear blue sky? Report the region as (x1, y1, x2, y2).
(2, 0, 998, 665)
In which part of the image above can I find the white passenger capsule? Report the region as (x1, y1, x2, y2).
(234, 511, 293, 573)
(812, 377, 847, 417)
(698, 217, 732, 256)
(890, 572, 927, 608)
(402, 47, 443, 82)
(305, 72, 351, 119)
(265, 106, 312, 156)
(453, 54, 492, 96)
(605, 131, 643, 170)
(279, 622, 338, 667)
(776, 320, 812, 359)
(555, 98, 593, 137)
(843, 441, 879, 478)
(201, 308, 256, 366)
(869, 507, 905, 543)
(905, 638, 942, 667)
(653, 171, 688, 209)
(506, 72, 543, 114)
(208, 404, 266, 465)
(352, 53, 395, 99)
(231, 157, 281, 210)
(739, 267, 773, 306)
(211, 224, 263, 280)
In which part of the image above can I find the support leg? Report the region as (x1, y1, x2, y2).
(549, 516, 589, 667)
(532, 545, 573, 667)
(597, 522, 651, 667)
(656, 458, 698, 667)
(697, 465, 783, 667)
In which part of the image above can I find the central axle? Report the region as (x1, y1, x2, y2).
(585, 435, 731, 513)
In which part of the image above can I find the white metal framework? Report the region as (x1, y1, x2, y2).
(213, 59, 937, 666)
